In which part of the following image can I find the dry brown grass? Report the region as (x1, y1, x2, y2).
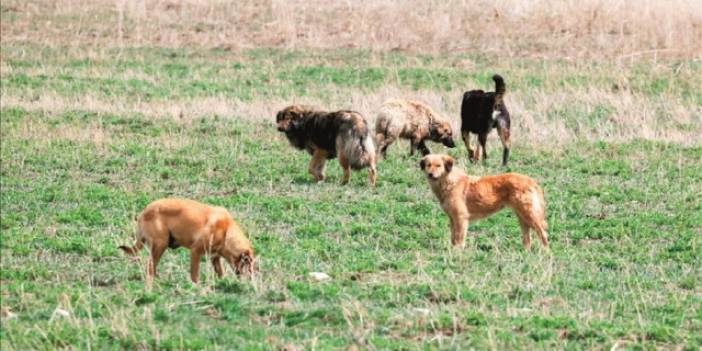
(3, 82, 700, 146)
(1, 0, 700, 146)
(2, 0, 701, 59)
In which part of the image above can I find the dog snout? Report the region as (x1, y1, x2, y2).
(276, 121, 288, 132)
(443, 137, 456, 148)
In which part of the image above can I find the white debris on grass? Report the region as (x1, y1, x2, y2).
(308, 272, 331, 281)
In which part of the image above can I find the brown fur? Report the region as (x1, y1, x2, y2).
(276, 105, 377, 186)
(375, 99, 456, 158)
(419, 154, 549, 250)
(118, 198, 255, 283)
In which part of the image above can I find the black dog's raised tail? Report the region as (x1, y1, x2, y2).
(493, 74, 506, 101)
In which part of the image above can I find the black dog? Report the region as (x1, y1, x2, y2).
(460, 74, 511, 166)
(276, 105, 377, 186)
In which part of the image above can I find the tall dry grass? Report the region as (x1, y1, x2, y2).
(1, 0, 700, 146)
(1, 0, 701, 59)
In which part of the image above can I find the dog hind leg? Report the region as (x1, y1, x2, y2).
(517, 193, 549, 251)
(148, 241, 167, 279)
(367, 156, 377, 187)
(533, 223, 549, 250)
(497, 123, 511, 166)
(478, 133, 488, 161)
(518, 218, 532, 251)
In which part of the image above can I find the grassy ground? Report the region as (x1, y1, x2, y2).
(1, 47, 702, 349)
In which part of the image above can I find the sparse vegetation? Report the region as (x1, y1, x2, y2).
(1, 1, 701, 350)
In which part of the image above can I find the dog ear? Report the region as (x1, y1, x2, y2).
(443, 155, 454, 173)
(419, 158, 426, 170)
(289, 105, 306, 119)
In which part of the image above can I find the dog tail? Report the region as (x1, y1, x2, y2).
(119, 221, 145, 255)
(534, 185, 548, 230)
(493, 74, 506, 102)
(343, 116, 376, 170)
(118, 240, 143, 255)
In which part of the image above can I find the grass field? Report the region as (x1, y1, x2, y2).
(2, 1, 702, 350)
(1, 46, 701, 350)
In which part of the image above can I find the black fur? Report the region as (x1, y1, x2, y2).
(277, 107, 372, 164)
(460, 74, 511, 166)
(167, 230, 180, 249)
(278, 110, 350, 158)
(276, 105, 377, 185)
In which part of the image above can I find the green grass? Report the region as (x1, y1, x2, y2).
(1, 105, 701, 349)
(1, 47, 701, 349)
(2, 46, 700, 104)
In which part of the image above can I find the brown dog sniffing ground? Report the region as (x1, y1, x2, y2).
(375, 99, 456, 157)
(118, 198, 255, 283)
(419, 154, 549, 250)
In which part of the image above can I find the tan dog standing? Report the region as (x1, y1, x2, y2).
(419, 154, 549, 250)
(119, 198, 255, 283)
(375, 99, 456, 158)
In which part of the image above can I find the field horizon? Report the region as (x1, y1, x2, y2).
(1, 1, 701, 350)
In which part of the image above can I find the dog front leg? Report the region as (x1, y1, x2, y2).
(308, 149, 327, 182)
(375, 133, 387, 157)
(449, 216, 468, 248)
(462, 132, 476, 163)
(409, 139, 419, 156)
(338, 153, 351, 185)
(417, 140, 432, 156)
(190, 249, 203, 283)
(212, 256, 224, 278)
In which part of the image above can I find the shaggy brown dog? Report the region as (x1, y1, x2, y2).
(276, 105, 377, 186)
(375, 99, 456, 157)
(119, 198, 255, 283)
(419, 154, 548, 250)
(460, 74, 511, 165)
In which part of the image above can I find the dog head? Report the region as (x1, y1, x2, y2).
(430, 121, 456, 148)
(276, 105, 307, 132)
(419, 154, 454, 180)
(233, 248, 255, 276)
(220, 223, 256, 277)
(223, 246, 255, 277)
